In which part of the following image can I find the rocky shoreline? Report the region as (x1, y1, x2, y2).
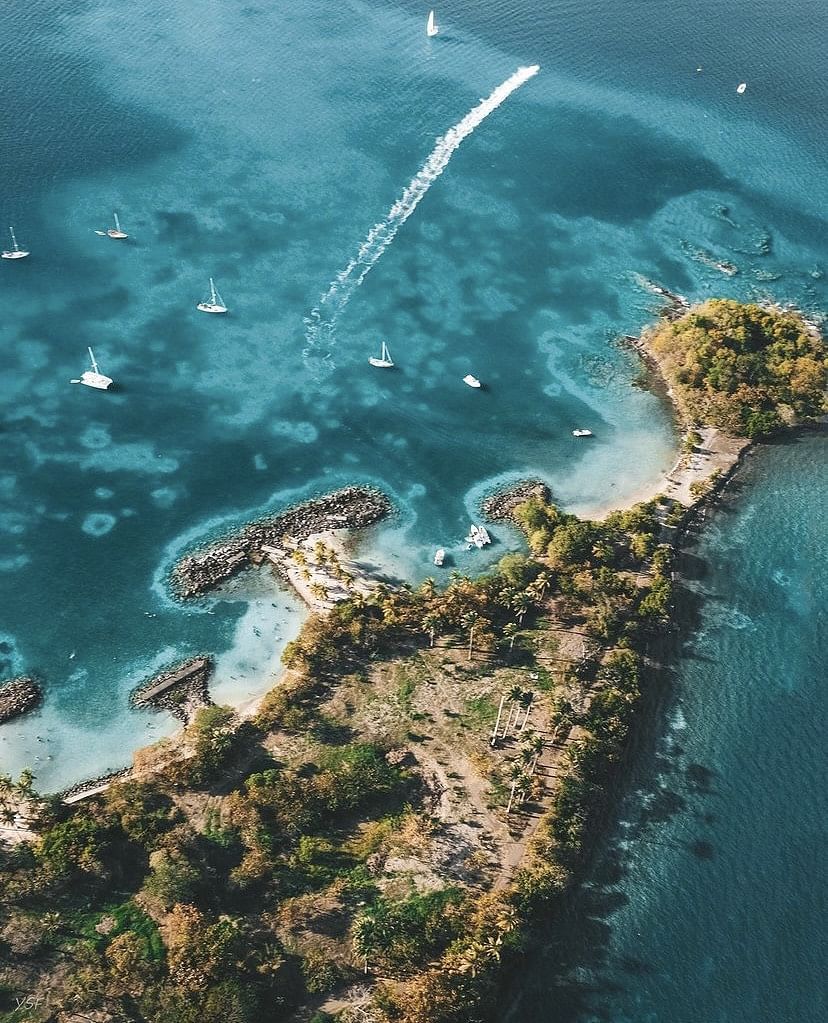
(130, 655, 214, 725)
(170, 485, 393, 600)
(482, 479, 552, 524)
(0, 677, 42, 725)
(61, 767, 133, 804)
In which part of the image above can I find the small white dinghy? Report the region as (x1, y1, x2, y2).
(197, 277, 228, 314)
(572, 428, 593, 437)
(426, 9, 438, 36)
(71, 347, 113, 390)
(463, 374, 481, 388)
(433, 548, 445, 567)
(369, 341, 394, 368)
(736, 82, 747, 94)
(106, 212, 128, 239)
(1, 227, 29, 260)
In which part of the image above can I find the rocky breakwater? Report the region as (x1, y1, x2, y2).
(482, 480, 552, 525)
(0, 677, 42, 725)
(170, 486, 393, 600)
(130, 655, 214, 725)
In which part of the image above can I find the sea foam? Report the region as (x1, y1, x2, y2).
(303, 64, 540, 364)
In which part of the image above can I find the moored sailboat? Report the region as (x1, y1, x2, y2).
(426, 9, 438, 36)
(369, 341, 394, 368)
(71, 347, 113, 390)
(197, 277, 228, 314)
(106, 213, 128, 239)
(1, 227, 29, 260)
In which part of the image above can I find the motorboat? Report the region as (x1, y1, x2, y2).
(736, 82, 747, 94)
(1, 227, 29, 260)
(572, 428, 593, 437)
(463, 374, 481, 388)
(197, 277, 228, 314)
(369, 341, 394, 367)
(71, 347, 113, 390)
(433, 548, 445, 567)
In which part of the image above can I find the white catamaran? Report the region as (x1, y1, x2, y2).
(426, 9, 438, 36)
(369, 341, 394, 368)
(71, 347, 113, 390)
(1, 227, 29, 260)
(197, 277, 228, 314)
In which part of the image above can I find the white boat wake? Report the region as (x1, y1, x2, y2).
(303, 64, 540, 365)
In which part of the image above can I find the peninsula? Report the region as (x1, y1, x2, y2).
(0, 299, 823, 1023)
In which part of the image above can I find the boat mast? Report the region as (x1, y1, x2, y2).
(209, 277, 217, 305)
(87, 347, 99, 374)
(113, 213, 121, 233)
(9, 227, 17, 251)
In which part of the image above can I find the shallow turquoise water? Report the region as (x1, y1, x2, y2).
(0, 0, 825, 799)
(513, 432, 827, 1023)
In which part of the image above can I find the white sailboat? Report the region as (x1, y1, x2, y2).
(1, 227, 29, 260)
(369, 341, 394, 368)
(106, 212, 128, 239)
(463, 374, 481, 388)
(197, 277, 228, 314)
(71, 347, 113, 390)
(426, 9, 438, 36)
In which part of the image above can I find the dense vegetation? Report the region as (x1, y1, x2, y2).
(0, 490, 680, 1023)
(646, 299, 826, 437)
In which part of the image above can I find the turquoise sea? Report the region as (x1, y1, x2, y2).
(0, 1, 826, 1010)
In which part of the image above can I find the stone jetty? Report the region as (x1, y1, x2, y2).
(482, 480, 552, 524)
(0, 677, 42, 725)
(131, 655, 214, 725)
(170, 485, 393, 600)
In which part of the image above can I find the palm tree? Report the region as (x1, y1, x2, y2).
(534, 570, 552, 598)
(527, 733, 546, 774)
(501, 684, 525, 737)
(422, 611, 442, 648)
(511, 591, 533, 624)
(490, 692, 508, 746)
(418, 577, 437, 601)
(502, 621, 520, 656)
(461, 611, 481, 661)
(516, 690, 535, 734)
(16, 769, 35, 797)
(506, 762, 527, 812)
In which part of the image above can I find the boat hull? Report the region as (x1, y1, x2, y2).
(197, 303, 228, 314)
(463, 375, 481, 388)
(106, 230, 128, 239)
(78, 372, 113, 390)
(1, 251, 28, 259)
(368, 358, 394, 368)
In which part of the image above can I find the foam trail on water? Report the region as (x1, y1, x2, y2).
(304, 64, 540, 365)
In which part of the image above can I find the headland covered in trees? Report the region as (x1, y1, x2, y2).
(0, 299, 824, 1023)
